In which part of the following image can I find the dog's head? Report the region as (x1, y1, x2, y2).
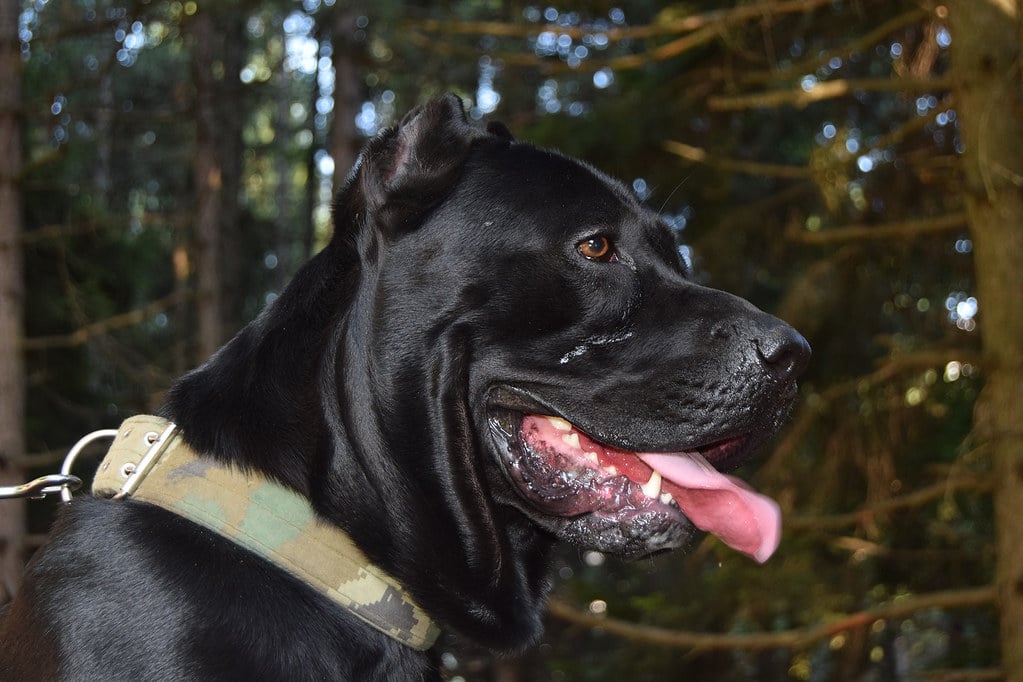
(339, 95, 808, 557)
(166, 95, 809, 648)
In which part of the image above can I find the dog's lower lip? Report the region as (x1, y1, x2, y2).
(489, 409, 680, 518)
(494, 412, 783, 562)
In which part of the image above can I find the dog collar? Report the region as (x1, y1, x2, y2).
(90, 415, 441, 650)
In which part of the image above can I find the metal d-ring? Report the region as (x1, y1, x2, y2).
(59, 429, 119, 503)
(0, 429, 116, 501)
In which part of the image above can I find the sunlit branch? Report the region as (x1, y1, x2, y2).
(664, 140, 811, 178)
(404, 30, 491, 62)
(413, 0, 838, 75)
(599, 24, 722, 72)
(666, 95, 953, 182)
(786, 473, 993, 531)
(787, 211, 967, 243)
(482, 24, 726, 75)
(547, 586, 996, 651)
(21, 290, 189, 351)
(739, 9, 930, 86)
(709, 77, 954, 111)
(412, 0, 835, 42)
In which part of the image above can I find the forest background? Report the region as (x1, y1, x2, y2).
(1, 0, 1021, 680)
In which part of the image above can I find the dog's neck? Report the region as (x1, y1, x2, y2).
(161, 237, 556, 650)
(91, 414, 441, 651)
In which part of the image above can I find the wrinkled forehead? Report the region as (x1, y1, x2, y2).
(455, 143, 645, 232)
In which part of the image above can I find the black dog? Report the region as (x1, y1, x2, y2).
(0, 95, 808, 680)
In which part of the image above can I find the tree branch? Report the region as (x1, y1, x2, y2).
(19, 221, 102, 244)
(665, 96, 952, 182)
(20, 213, 188, 244)
(412, 0, 835, 42)
(663, 140, 811, 178)
(547, 585, 996, 651)
(709, 77, 954, 111)
(786, 473, 993, 531)
(739, 9, 931, 86)
(597, 24, 723, 72)
(870, 96, 953, 151)
(787, 212, 968, 244)
(411, 0, 837, 75)
(21, 290, 189, 351)
(761, 349, 981, 476)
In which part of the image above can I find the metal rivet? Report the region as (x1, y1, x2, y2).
(144, 431, 159, 445)
(121, 462, 136, 478)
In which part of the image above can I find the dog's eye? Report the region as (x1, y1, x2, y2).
(576, 236, 617, 263)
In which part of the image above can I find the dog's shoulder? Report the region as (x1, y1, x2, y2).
(1, 497, 439, 681)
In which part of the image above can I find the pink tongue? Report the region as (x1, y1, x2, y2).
(639, 452, 782, 563)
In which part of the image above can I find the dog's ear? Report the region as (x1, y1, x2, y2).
(358, 94, 485, 234)
(486, 120, 515, 141)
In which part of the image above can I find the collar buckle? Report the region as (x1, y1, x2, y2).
(113, 422, 178, 499)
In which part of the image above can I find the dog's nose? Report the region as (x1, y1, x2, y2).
(754, 322, 811, 380)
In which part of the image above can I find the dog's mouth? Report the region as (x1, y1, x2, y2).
(489, 410, 781, 563)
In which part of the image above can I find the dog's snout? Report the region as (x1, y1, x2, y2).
(754, 322, 811, 380)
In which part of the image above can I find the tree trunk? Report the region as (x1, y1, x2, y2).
(948, 2, 1023, 678)
(191, 9, 225, 361)
(216, 13, 246, 336)
(0, 0, 26, 601)
(302, 32, 322, 262)
(191, 9, 247, 355)
(273, 44, 292, 291)
(328, 6, 362, 196)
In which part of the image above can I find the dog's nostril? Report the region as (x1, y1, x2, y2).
(754, 325, 811, 379)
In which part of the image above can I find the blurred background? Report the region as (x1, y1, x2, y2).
(1, 1, 1020, 680)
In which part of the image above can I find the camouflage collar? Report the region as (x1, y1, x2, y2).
(91, 415, 441, 650)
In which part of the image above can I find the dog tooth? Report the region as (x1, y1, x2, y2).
(561, 432, 581, 449)
(546, 416, 573, 432)
(585, 451, 600, 465)
(659, 492, 674, 505)
(641, 471, 662, 499)
(606, 466, 618, 476)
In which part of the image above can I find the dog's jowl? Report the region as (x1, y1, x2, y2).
(0, 95, 809, 681)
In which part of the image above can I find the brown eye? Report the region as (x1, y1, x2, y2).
(577, 236, 616, 262)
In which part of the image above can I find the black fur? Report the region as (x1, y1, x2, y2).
(0, 95, 808, 680)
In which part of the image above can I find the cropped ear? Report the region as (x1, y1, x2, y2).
(358, 94, 486, 235)
(486, 120, 515, 141)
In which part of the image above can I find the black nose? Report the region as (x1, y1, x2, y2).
(754, 322, 811, 380)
